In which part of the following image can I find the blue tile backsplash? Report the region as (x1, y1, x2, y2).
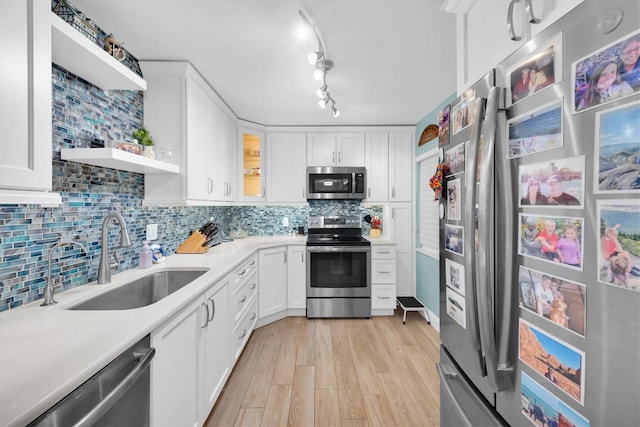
(0, 65, 381, 312)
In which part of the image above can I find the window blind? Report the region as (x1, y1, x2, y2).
(418, 148, 440, 258)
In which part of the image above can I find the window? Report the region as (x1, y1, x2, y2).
(417, 148, 440, 258)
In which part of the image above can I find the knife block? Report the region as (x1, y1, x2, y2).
(176, 231, 208, 254)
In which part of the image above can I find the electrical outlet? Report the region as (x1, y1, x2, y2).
(146, 223, 158, 241)
(282, 217, 289, 227)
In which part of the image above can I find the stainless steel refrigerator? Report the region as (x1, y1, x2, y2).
(437, 1, 640, 426)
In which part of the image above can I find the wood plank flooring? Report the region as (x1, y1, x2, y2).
(205, 311, 441, 427)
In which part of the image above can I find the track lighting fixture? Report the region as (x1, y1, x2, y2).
(299, 9, 340, 118)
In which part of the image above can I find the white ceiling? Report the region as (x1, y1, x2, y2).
(72, 0, 457, 127)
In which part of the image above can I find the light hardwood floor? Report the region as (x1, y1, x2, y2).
(205, 311, 441, 427)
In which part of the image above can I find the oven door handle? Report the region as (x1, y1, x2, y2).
(307, 246, 371, 253)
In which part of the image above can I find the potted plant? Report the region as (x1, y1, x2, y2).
(133, 127, 154, 158)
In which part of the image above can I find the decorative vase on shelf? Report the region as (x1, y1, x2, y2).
(142, 146, 155, 159)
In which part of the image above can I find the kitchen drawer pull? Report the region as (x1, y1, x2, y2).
(250, 312, 257, 321)
(238, 268, 246, 277)
(250, 283, 257, 290)
(378, 270, 391, 274)
(377, 249, 391, 254)
(249, 260, 256, 267)
(239, 295, 247, 304)
(379, 296, 391, 299)
(239, 329, 247, 339)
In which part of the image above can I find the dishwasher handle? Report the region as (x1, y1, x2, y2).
(73, 347, 156, 427)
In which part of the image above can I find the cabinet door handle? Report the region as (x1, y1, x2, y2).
(332, 151, 335, 164)
(392, 208, 396, 219)
(239, 329, 247, 339)
(507, 0, 522, 41)
(239, 295, 247, 304)
(301, 253, 304, 263)
(208, 298, 215, 322)
(302, 187, 305, 198)
(338, 151, 341, 163)
(524, 0, 540, 23)
(283, 251, 287, 264)
(201, 302, 209, 328)
(262, 186, 266, 198)
(392, 187, 396, 198)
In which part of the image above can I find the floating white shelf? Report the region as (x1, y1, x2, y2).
(51, 13, 146, 91)
(61, 148, 179, 175)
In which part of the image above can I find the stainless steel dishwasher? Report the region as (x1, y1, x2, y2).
(28, 335, 155, 427)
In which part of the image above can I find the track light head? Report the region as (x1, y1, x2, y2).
(307, 51, 323, 65)
(316, 85, 328, 98)
(331, 104, 340, 118)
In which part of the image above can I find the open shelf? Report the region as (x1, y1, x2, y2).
(61, 148, 179, 174)
(51, 13, 146, 91)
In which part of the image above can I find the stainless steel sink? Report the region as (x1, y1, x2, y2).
(69, 269, 208, 310)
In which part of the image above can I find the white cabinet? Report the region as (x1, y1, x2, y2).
(388, 131, 413, 202)
(151, 296, 200, 426)
(258, 247, 288, 319)
(267, 133, 307, 203)
(199, 281, 231, 422)
(223, 115, 238, 201)
(141, 61, 236, 206)
(389, 203, 414, 297)
(287, 246, 306, 310)
(307, 132, 365, 166)
(0, 0, 61, 205)
(448, 0, 583, 93)
(230, 255, 258, 362)
(239, 127, 266, 202)
(371, 245, 397, 314)
(364, 132, 389, 202)
(151, 279, 230, 426)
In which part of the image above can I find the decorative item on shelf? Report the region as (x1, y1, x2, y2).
(133, 127, 155, 158)
(418, 124, 439, 146)
(115, 141, 142, 155)
(370, 215, 382, 238)
(53, 0, 103, 47)
(104, 33, 127, 62)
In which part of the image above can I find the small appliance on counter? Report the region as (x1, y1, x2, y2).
(176, 219, 222, 254)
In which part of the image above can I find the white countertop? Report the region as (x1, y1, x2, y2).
(0, 236, 305, 427)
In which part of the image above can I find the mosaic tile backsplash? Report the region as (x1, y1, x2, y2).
(0, 65, 382, 312)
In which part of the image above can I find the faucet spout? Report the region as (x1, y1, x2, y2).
(42, 241, 88, 306)
(97, 212, 132, 284)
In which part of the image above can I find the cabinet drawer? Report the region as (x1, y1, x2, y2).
(230, 270, 258, 324)
(232, 296, 258, 361)
(372, 259, 396, 283)
(372, 245, 396, 259)
(233, 255, 258, 291)
(372, 285, 396, 309)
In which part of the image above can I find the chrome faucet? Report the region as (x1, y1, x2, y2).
(97, 211, 133, 284)
(41, 241, 88, 306)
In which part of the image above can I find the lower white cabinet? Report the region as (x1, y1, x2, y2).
(232, 297, 258, 361)
(151, 296, 200, 426)
(151, 278, 230, 426)
(198, 280, 231, 422)
(258, 247, 288, 319)
(287, 245, 306, 310)
(371, 245, 397, 315)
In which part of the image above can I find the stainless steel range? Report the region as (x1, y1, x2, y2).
(306, 215, 371, 318)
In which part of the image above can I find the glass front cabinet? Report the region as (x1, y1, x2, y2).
(239, 128, 265, 202)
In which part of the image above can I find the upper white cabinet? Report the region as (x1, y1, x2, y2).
(364, 130, 413, 203)
(446, 0, 583, 93)
(0, 0, 61, 205)
(267, 133, 307, 203)
(239, 127, 266, 202)
(307, 132, 365, 166)
(364, 132, 389, 202)
(388, 131, 413, 202)
(141, 61, 237, 206)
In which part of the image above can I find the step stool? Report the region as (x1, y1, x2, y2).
(396, 296, 430, 324)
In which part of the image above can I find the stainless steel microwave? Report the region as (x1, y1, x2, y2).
(306, 166, 366, 200)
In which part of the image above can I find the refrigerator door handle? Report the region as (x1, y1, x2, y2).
(507, 0, 522, 41)
(464, 94, 487, 378)
(476, 86, 513, 393)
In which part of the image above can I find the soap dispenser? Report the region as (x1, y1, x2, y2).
(139, 241, 152, 269)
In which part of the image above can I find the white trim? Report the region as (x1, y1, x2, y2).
(416, 248, 439, 259)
